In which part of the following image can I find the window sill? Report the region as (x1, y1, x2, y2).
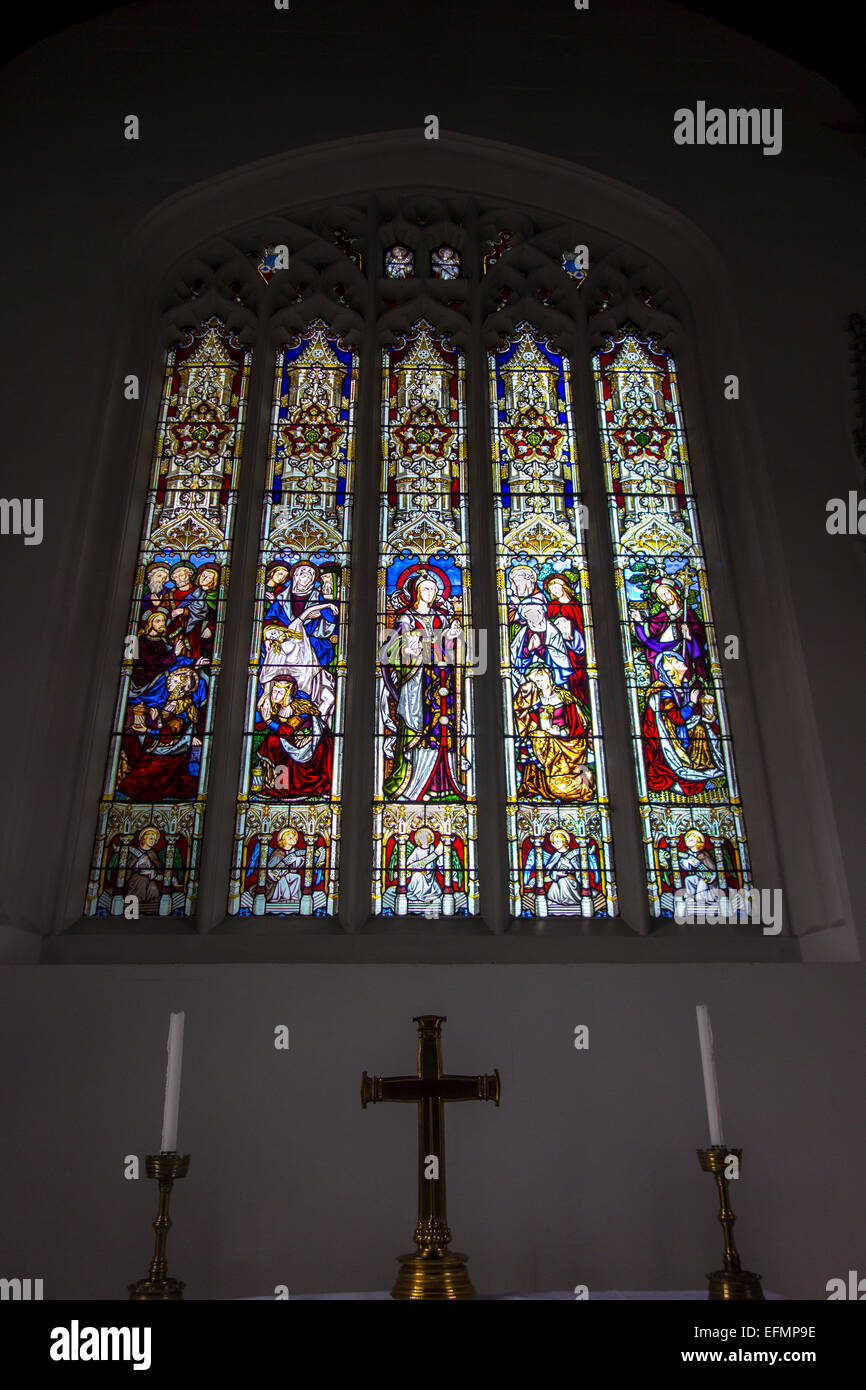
(39, 917, 801, 964)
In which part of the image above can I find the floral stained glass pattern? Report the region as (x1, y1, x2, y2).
(374, 321, 478, 916)
(592, 325, 751, 916)
(490, 327, 617, 918)
(85, 320, 251, 917)
(228, 322, 357, 916)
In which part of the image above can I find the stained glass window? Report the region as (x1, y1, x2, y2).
(490, 326, 617, 918)
(85, 319, 251, 917)
(561, 249, 587, 285)
(82, 200, 769, 948)
(483, 231, 513, 272)
(592, 325, 751, 916)
(228, 322, 357, 916)
(256, 245, 288, 283)
(329, 227, 363, 267)
(374, 321, 478, 917)
(431, 245, 461, 280)
(385, 245, 414, 278)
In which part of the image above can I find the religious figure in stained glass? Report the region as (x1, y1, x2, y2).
(374, 321, 478, 916)
(385, 244, 414, 278)
(241, 824, 328, 915)
(252, 674, 334, 798)
(85, 319, 251, 917)
(513, 665, 594, 802)
(381, 566, 465, 800)
(522, 827, 602, 916)
(490, 326, 616, 918)
(642, 652, 725, 795)
(592, 324, 751, 916)
(228, 321, 356, 917)
(101, 824, 186, 918)
(634, 576, 710, 687)
(431, 245, 461, 279)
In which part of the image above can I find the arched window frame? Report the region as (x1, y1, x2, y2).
(44, 133, 855, 963)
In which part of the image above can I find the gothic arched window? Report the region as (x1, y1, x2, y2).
(79, 189, 789, 952)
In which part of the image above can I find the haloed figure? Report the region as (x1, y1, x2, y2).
(265, 827, 305, 906)
(120, 826, 162, 915)
(118, 666, 205, 801)
(514, 664, 594, 802)
(676, 829, 720, 907)
(254, 675, 333, 797)
(382, 571, 465, 801)
(642, 652, 724, 795)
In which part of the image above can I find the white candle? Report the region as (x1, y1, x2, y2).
(696, 1004, 724, 1146)
(160, 1012, 185, 1152)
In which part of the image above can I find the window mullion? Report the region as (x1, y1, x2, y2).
(337, 195, 380, 931)
(467, 203, 507, 934)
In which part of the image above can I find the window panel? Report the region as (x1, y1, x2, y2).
(592, 325, 752, 917)
(490, 326, 618, 919)
(85, 319, 251, 917)
(228, 322, 357, 918)
(374, 321, 478, 917)
(385, 245, 414, 278)
(431, 245, 461, 280)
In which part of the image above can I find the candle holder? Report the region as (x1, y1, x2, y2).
(697, 1146, 763, 1299)
(128, 1153, 190, 1300)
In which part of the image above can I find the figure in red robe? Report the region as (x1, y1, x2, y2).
(542, 573, 588, 705)
(118, 666, 206, 801)
(641, 653, 724, 796)
(254, 676, 333, 798)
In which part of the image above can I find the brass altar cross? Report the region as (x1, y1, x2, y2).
(361, 1014, 500, 1300)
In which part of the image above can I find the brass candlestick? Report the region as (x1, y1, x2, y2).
(697, 1146, 763, 1299)
(129, 1153, 190, 1300)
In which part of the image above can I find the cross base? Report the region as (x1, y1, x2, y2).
(128, 1277, 185, 1300)
(391, 1250, 475, 1300)
(707, 1269, 764, 1300)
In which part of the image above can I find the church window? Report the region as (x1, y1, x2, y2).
(592, 326, 751, 917)
(85, 320, 250, 918)
(491, 325, 617, 918)
(79, 196, 762, 946)
(228, 322, 357, 918)
(374, 322, 478, 917)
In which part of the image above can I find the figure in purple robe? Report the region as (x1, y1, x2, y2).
(634, 578, 709, 686)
